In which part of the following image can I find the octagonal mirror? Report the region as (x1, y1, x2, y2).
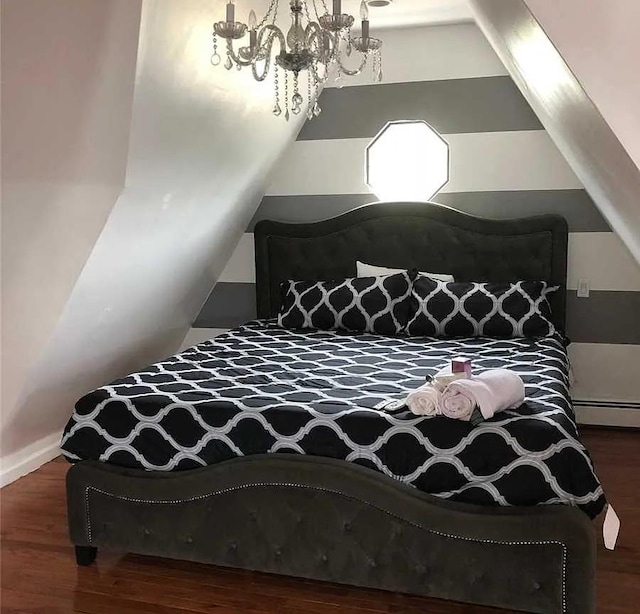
(365, 120, 450, 202)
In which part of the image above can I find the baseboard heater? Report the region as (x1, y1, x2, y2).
(572, 399, 640, 428)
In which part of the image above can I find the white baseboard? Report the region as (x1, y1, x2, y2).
(0, 431, 63, 488)
(574, 401, 640, 428)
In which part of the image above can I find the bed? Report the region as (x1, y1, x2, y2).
(64, 202, 604, 614)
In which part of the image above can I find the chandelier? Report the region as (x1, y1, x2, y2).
(211, 0, 383, 120)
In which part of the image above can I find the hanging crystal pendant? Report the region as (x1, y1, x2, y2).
(273, 68, 281, 118)
(285, 109, 290, 121)
(291, 92, 303, 114)
(313, 103, 321, 117)
(224, 55, 233, 70)
(211, 33, 220, 67)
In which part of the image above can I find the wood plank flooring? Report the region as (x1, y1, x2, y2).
(1, 427, 638, 613)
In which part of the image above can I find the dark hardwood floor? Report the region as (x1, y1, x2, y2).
(1, 427, 638, 613)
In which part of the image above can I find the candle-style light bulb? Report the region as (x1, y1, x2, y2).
(333, 0, 342, 16)
(226, 0, 235, 23)
(248, 9, 258, 50)
(360, 1, 370, 40)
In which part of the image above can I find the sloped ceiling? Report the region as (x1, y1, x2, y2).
(1, 0, 304, 477)
(1, 0, 143, 473)
(525, 0, 640, 170)
(470, 0, 640, 266)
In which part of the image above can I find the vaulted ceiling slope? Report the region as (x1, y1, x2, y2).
(0, 0, 305, 483)
(1, 0, 143, 482)
(470, 0, 640, 266)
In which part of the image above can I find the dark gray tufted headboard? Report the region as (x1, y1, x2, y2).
(254, 202, 568, 331)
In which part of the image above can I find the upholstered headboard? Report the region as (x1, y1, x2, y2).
(254, 202, 568, 330)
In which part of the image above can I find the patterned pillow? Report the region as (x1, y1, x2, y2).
(278, 272, 412, 335)
(405, 275, 559, 338)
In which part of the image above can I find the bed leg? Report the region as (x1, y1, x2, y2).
(75, 545, 97, 566)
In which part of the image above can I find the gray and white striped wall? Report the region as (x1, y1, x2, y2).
(188, 24, 640, 425)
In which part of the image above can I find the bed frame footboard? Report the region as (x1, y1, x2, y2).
(66, 455, 595, 614)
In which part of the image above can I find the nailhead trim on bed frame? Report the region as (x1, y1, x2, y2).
(84, 482, 568, 612)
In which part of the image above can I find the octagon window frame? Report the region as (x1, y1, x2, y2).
(365, 119, 450, 202)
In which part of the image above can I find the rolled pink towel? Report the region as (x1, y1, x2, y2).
(439, 385, 475, 421)
(406, 383, 440, 417)
(440, 369, 525, 421)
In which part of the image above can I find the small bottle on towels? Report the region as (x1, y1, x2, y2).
(451, 357, 472, 378)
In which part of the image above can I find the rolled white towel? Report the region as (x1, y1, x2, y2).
(406, 383, 440, 417)
(441, 369, 526, 421)
(438, 385, 476, 421)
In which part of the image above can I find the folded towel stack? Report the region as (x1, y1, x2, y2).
(406, 362, 525, 423)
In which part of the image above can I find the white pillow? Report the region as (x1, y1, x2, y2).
(356, 260, 454, 282)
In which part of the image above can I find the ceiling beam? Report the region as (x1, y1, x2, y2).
(470, 0, 640, 266)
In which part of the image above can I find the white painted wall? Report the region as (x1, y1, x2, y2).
(328, 23, 507, 88)
(1, 0, 142, 473)
(525, 0, 640, 170)
(1, 0, 304, 482)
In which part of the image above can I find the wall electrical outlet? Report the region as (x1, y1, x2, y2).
(577, 278, 590, 298)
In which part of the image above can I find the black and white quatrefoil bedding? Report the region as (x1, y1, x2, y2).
(60, 320, 605, 518)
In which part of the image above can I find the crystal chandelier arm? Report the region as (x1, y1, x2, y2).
(258, 24, 286, 54)
(251, 51, 272, 81)
(304, 21, 324, 40)
(252, 25, 285, 81)
(224, 24, 285, 69)
(306, 24, 336, 65)
(225, 38, 256, 66)
(335, 51, 368, 76)
(305, 22, 327, 55)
